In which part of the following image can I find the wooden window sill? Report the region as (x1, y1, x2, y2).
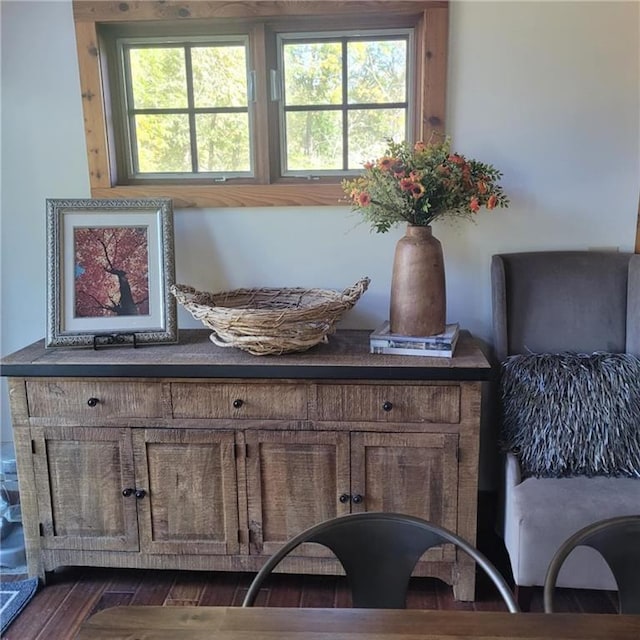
(89, 183, 346, 209)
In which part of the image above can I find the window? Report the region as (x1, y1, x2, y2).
(73, 1, 449, 207)
(115, 36, 254, 179)
(278, 31, 413, 175)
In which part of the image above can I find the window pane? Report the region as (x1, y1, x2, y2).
(135, 114, 191, 172)
(196, 113, 251, 172)
(285, 110, 342, 171)
(129, 47, 187, 109)
(192, 46, 248, 108)
(348, 108, 405, 169)
(348, 40, 407, 104)
(284, 42, 342, 106)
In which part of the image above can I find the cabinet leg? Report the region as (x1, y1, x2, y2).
(42, 570, 56, 586)
(453, 565, 476, 601)
(514, 585, 534, 612)
(26, 555, 46, 584)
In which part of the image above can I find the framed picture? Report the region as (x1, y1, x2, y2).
(46, 198, 177, 348)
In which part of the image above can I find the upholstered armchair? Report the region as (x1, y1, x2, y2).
(491, 251, 640, 605)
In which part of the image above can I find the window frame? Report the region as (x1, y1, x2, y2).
(73, 0, 449, 208)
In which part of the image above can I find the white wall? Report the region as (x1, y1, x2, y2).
(2, 1, 639, 483)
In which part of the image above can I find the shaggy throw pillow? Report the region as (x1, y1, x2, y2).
(500, 352, 640, 478)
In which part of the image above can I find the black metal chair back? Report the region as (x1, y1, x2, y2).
(242, 512, 519, 611)
(544, 515, 640, 614)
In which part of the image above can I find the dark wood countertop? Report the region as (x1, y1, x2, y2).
(0, 329, 491, 381)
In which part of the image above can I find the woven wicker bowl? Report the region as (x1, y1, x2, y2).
(170, 277, 370, 355)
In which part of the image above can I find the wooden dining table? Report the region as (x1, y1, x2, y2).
(75, 605, 640, 639)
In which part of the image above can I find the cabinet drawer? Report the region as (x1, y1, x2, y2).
(26, 380, 163, 418)
(315, 384, 460, 423)
(171, 383, 308, 420)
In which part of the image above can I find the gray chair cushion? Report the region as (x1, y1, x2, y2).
(503, 454, 639, 589)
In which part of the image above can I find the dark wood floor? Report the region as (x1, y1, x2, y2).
(0, 501, 619, 639)
(1, 555, 619, 640)
(1, 564, 619, 640)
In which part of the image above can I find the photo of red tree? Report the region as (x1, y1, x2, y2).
(74, 226, 150, 318)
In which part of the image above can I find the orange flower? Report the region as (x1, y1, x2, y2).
(410, 183, 425, 199)
(377, 156, 394, 172)
(399, 178, 414, 191)
(462, 165, 472, 188)
(448, 153, 465, 165)
(414, 141, 426, 152)
(476, 181, 488, 195)
(357, 192, 372, 207)
(469, 196, 480, 212)
(409, 170, 423, 182)
(487, 194, 498, 210)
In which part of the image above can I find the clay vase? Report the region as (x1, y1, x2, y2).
(389, 224, 446, 336)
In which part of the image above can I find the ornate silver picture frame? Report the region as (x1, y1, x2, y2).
(46, 198, 177, 348)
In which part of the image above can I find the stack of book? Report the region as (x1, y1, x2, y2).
(369, 321, 460, 358)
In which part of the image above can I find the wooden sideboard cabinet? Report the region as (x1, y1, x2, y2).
(0, 330, 491, 601)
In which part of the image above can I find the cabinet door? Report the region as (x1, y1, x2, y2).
(350, 432, 459, 561)
(133, 429, 240, 555)
(31, 426, 139, 552)
(245, 430, 350, 557)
